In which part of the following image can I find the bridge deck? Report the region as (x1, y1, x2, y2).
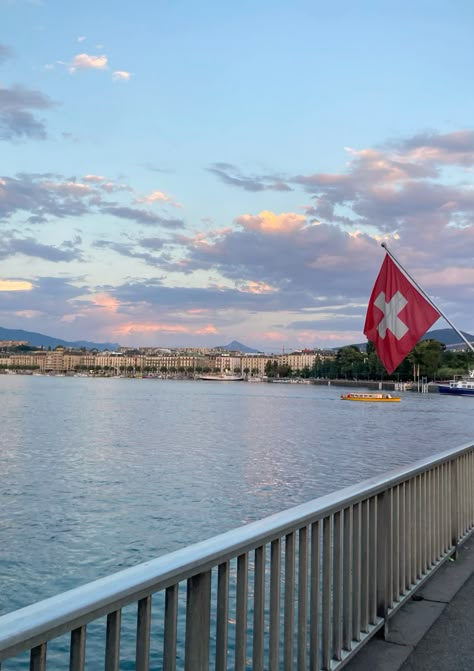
(345, 541, 474, 671)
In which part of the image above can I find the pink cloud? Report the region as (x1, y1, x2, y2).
(236, 210, 306, 234)
(112, 71, 132, 82)
(116, 322, 190, 335)
(238, 281, 277, 294)
(69, 53, 108, 73)
(196, 325, 218, 334)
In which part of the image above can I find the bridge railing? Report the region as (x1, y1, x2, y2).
(1, 441, 474, 671)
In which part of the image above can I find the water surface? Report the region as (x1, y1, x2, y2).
(1, 375, 473, 614)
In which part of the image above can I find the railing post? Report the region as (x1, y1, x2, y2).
(30, 644, 47, 671)
(70, 626, 86, 671)
(376, 489, 391, 638)
(136, 597, 152, 671)
(451, 458, 459, 558)
(185, 571, 211, 671)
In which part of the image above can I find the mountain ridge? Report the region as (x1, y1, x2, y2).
(350, 328, 474, 351)
(0, 326, 119, 351)
(218, 340, 261, 353)
(1, 326, 471, 354)
(421, 328, 474, 346)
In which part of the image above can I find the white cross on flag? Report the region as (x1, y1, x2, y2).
(364, 254, 440, 374)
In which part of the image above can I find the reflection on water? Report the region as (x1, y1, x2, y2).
(1, 375, 474, 620)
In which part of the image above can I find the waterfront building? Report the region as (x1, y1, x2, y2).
(0, 346, 337, 376)
(0, 340, 29, 348)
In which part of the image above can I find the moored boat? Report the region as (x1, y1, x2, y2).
(340, 392, 401, 402)
(198, 374, 244, 381)
(438, 370, 474, 396)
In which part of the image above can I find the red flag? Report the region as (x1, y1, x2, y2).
(364, 254, 440, 374)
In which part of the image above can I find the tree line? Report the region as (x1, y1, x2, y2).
(263, 340, 474, 381)
(315, 340, 474, 381)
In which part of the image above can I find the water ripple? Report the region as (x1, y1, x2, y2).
(1, 376, 473, 616)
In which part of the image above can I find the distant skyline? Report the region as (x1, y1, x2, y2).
(1, 1, 474, 351)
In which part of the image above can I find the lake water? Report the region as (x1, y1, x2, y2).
(2, 374, 474, 620)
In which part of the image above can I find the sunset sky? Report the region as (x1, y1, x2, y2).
(1, 0, 474, 351)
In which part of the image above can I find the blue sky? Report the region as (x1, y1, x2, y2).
(1, 0, 474, 351)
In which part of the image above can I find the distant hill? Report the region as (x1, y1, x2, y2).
(0, 326, 119, 351)
(420, 328, 474, 347)
(351, 328, 474, 351)
(218, 340, 261, 353)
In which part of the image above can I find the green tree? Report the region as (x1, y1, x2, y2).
(407, 339, 443, 379)
(264, 360, 277, 377)
(336, 346, 364, 379)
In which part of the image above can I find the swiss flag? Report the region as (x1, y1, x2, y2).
(364, 254, 440, 374)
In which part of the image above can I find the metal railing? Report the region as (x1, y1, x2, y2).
(1, 441, 474, 670)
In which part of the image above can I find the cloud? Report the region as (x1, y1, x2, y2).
(2, 128, 474, 350)
(68, 54, 132, 82)
(69, 53, 108, 73)
(209, 130, 474, 247)
(138, 190, 170, 203)
(77, 36, 86, 43)
(238, 280, 277, 294)
(102, 206, 185, 228)
(235, 210, 306, 234)
(0, 277, 90, 327)
(13, 238, 83, 262)
(112, 70, 132, 81)
(136, 189, 182, 208)
(93, 239, 166, 266)
(178, 211, 380, 306)
(0, 172, 154, 225)
(0, 279, 33, 291)
(108, 280, 285, 313)
(0, 85, 56, 140)
(0, 173, 97, 221)
(394, 130, 474, 167)
(208, 163, 292, 192)
(143, 163, 172, 174)
(0, 231, 84, 262)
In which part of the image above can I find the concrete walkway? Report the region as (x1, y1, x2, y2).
(344, 541, 474, 671)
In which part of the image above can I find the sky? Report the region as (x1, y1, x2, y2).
(1, 0, 474, 352)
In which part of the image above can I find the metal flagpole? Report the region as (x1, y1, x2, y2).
(381, 242, 474, 354)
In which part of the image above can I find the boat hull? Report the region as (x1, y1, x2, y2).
(198, 375, 244, 381)
(438, 385, 474, 396)
(341, 397, 400, 402)
(340, 393, 400, 402)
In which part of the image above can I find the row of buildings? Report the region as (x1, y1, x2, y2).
(0, 345, 336, 375)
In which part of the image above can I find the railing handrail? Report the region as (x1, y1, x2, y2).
(1, 439, 473, 660)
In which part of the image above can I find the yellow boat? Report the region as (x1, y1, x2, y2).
(340, 392, 401, 402)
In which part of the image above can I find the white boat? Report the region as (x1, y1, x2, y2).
(198, 373, 244, 381)
(438, 370, 474, 396)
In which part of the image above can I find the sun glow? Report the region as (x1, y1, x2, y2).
(0, 280, 34, 291)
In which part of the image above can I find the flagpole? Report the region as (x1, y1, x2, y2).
(381, 242, 474, 354)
